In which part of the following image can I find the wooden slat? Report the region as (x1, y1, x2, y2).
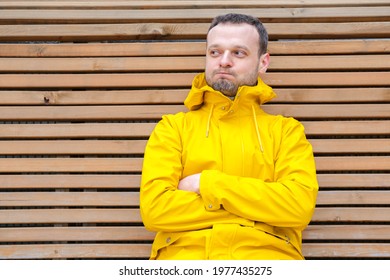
(0, 104, 388, 121)
(0, 88, 388, 105)
(269, 39, 390, 55)
(0, 239, 390, 259)
(303, 244, 390, 258)
(264, 104, 390, 119)
(2, 190, 389, 208)
(1, 55, 389, 72)
(0, 138, 388, 155)
(1, 7, 389, 24)
(0, 244, 151, 259)
(1, 72, 388, 88)
(0, 121, 388, 139)
(0, 209, 141, 224)
(312, 208, 390, 222)
(0, 57, 204, 73)
(310, 139, 390, 154)
(1, 174, 388, 190)
(0, 105, 187, 121)
(0, 22, 389, 42)
(1, 39, 389, 57)
(0, 158, 143, 173)
(315, 156, 390, 171)
(2, 225, 389, 243)
(273, 88, 390, 103)
(3, 243, 390, 259)
(316, 191, 390, 205)
(0, 226, 154, 243)
(0, 226, 154, 242)
(0, 73, 196, 88)
(1, 0, 389, 9)
(302, 121, 390, 136)
(0, 140, 147, 155)
(317, 173, 390, 188)
(0, 123, 157, 139)
(0, 90, 188, 105)
(303, 225, 390, 240)
(0, 174, 141, 189)
(0, 192, 139, 207)
(0, 156, 388, 173)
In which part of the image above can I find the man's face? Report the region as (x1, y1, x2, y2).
(205, 23, 269, 97)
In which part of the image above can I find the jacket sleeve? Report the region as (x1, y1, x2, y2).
(199, 118, 319, 229)
(140, 114, 253, 233)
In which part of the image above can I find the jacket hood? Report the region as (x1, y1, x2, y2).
(184, 73, 276, 111)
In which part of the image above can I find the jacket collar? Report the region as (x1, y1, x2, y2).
(184, 72, 276, 112)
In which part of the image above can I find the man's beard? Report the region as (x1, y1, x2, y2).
(212, 79, 238, 97)
(206, 68, 259, 97)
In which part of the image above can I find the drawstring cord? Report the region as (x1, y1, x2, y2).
(252, 105, 264, 153)
(206, 104, 214, 138)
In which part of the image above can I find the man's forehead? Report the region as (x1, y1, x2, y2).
(206, 23, 259, 47)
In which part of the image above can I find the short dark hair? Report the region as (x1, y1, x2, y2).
(208, 13, 268, 56)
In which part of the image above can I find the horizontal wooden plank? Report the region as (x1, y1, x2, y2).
(0, 140, 147, 155)
(1, 174, 388, 190)
(310, 139, 390, 154)
(0, 105, 187, 121)
(0, 89, 188, 105)
(0, 209, 141, 224)
(269, 39, 390, 55)
(274, 88, 390, 103)
(315, 156, 390, 171)
(0, 73, 196, 88)
(2, 190, 389, 207)
(312, 208, 390, 222)
(2, 225, 389, 243)
(0, 158, 143, 173)
(0, 244, 151, 259)
(0, 156, 388, 173)
(1, 39, 388, 57)
(1, 0, 389, 9)
(0, 22, 389, 42)
(302, 120, 390, 136)
(1, 243, 390, 259)
(0, 123, 157, 139)
(1, 7, 389, 24)
(264, 104, 390, 119)
(316, 191, 390, 205)
(0, 138, 388, 155)
(0, 226, 154, 243)
(0, 88, 388, 105)
(0, 174, 141, 189)
(1, 72, 388, 89)
(303, 225, 390, 240)
(0, 121, 388, 139)
(1, 55, 389, 72)
(303, 243, 390, 258)
(0, 192, 139, 207)
(317, 173, 390, 188)
(0, 104, 388, 121)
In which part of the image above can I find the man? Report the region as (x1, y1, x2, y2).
(140, 13, 318, 260)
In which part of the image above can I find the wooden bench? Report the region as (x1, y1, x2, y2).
(0, 0, 389, 259)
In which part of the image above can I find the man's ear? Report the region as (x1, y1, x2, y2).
(258, 53, 270, 74)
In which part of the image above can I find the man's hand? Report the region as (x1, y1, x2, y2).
(178, 173, 201, 194)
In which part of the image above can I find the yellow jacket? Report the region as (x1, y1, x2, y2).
(140, 73, 318, 259)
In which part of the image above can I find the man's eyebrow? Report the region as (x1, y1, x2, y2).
(207, 44, 250, 51)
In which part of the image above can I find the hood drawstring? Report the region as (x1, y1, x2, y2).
(206, 104, 214, 138)
(252, 105, 264, 153)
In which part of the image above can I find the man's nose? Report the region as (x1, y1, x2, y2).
(219, 51, 233, 67)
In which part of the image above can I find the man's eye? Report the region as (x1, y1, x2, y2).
(234, 50, 246, 57)
(210, 50, 220, 56)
